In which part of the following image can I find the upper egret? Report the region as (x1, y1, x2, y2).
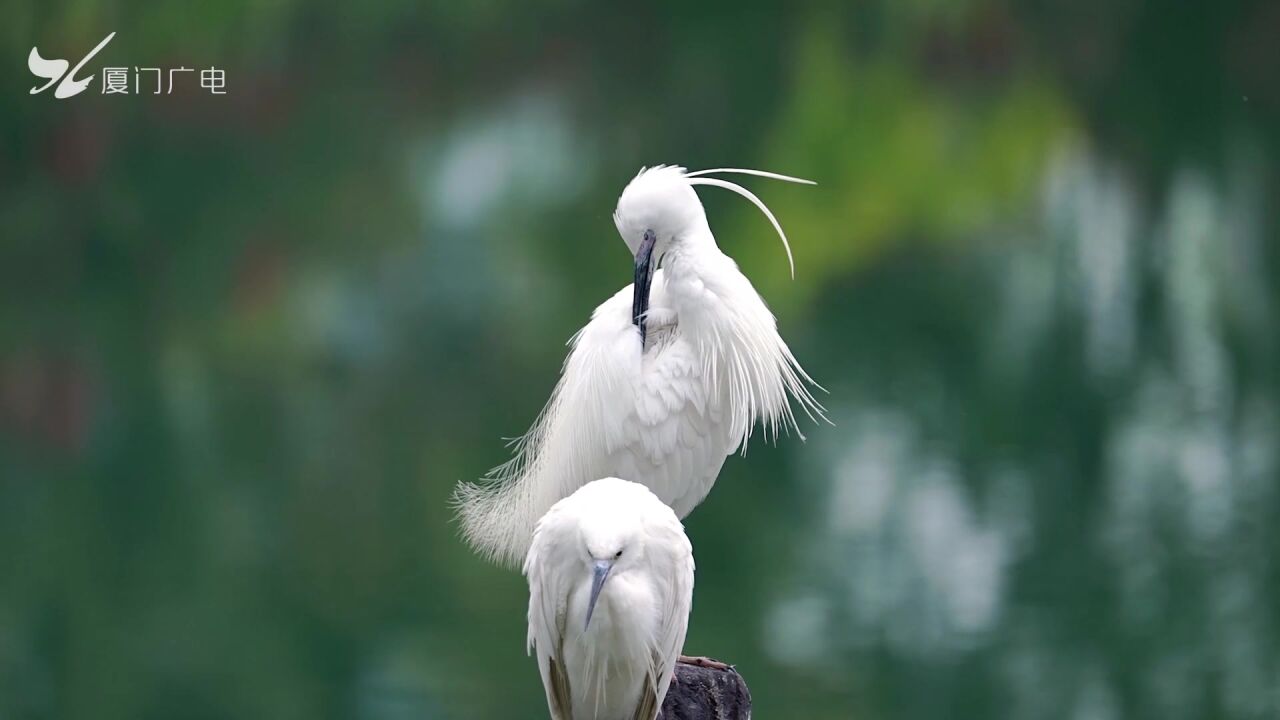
(524, 477, 694, 720)
(457, 165, 824, 567)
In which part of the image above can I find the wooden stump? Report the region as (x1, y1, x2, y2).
(661, 659, 751, 720)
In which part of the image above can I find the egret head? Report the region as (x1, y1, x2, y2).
(613, 165, 708, 260)
(613, 165, 815, 344)
(577, 497, 648, 631)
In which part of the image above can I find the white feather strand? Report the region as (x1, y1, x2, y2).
(684, 167, 817, 185)
(686, 176, 798, 278)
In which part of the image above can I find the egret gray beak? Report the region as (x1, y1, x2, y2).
(631, 229, 656, 348)
(583, 559, 614, 631)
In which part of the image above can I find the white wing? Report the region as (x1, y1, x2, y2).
(525, 514, 573, 720)
(457, 269, 735, 567)
(641, 514, 695, 719)
(602, 275, 737, 518)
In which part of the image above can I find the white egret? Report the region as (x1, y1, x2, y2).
(524, 477, 694, 720)
(457, 165, 825, 567)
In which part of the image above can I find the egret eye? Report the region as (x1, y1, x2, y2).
(615, 550, 623, 559)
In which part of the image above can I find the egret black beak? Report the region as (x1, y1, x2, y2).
(583, 559, 613, 631)
(631, 229, 657, 348)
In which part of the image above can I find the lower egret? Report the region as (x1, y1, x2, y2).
(524, 477, 695, 720)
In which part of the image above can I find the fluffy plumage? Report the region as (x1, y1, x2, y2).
(456, 165, 825, 567)
(524, 478, 694, 720)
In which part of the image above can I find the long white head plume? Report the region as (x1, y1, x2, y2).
(684, 167, 816, 185)
(685, 175, 803, 278)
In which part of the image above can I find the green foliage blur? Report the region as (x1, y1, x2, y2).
(2, 1, 1278, 718)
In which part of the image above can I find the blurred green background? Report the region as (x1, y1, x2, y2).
(2, 1, 1279, 718)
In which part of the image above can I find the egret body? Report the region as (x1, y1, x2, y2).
(525, 477, 695, 720)
(458, 165, 824, 567)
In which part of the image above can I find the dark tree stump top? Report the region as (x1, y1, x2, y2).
(661, 659, 751, 720)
